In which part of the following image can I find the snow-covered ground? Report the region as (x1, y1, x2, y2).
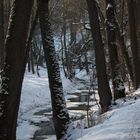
(18, 68, 88, 117)
(17, 67, 140, 140)
(17, 68, 90, 140)
(72, 89, 140, 140)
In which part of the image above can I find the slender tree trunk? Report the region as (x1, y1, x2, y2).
(86, 0, 112, 113)
(78, 56, 82, 71)
(30, 45, 35, 74)
(25, 8, 38, 71)
(80, 29, 89, 73)
(106, 0, 125, 100)
(36, 44, 42, 77)
(62, 0, 73, 80)
(84, 52, 89, 74)
(63, 22, 69, 77)
(127, 0, 140, 89)
(4, 0, 11, 37)
(60, 33, 67, 77)
(70, 21, 77, 45)
(63, 22, 73, 79)
(134, 1, 140, 56)
(96, 1, 134, 84)
(37, 0, 70, 139)
(115, 15, 134, 84)
(0, 0, 33, 139)
(0, 0, 4, 70)
(28, 58, 31, 72)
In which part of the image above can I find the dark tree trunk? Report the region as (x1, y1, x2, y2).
(84, 52, 89, 74)
(106, 0, 125, 100)
(0, 0, 33, 139)
(127, 0, 140, 89)
(37, 0, 70, 139)
(80, 28, 88, 72)
(86, 0, 112, 113)
(62, 1, 73, 80)
(25, 8, 38, 74)
(63, 22, 70, 78)
(63, 22, 73, 79)
(60, 34, 68, 77)
(4, 0, 11, 36)
(28, 58, 31, 72)
(70, 21, 77, 45)
(36, 44, 42, 77)
(30, 45, 35, 74)
(115, 13, 134, 84)
(0, 0, 4, 70)
(134, 1, 140, 56)
(96, 1, 134, 84)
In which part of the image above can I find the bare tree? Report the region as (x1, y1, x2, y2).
(37, 0, 71, 139)
(26, 8, 38, 75)
(0, 0, 33, 139)
(86, 0, 112, 113)
(127, 0, 140, 89)
(106, 0, 125, 99)
(0, 0, 4, 70)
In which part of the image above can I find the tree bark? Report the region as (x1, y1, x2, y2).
(30, 45, 35, 74)
(25, 8, 38, 73)
(63, 22, 73, 79)
(0, 0, 33, 139)
(106, 0, 125, 100)
(127, 0, 140, 89)
(37, 0, 70, 139)
(86, 0, 112, 112)
(96, 1, 134, 84)
(115, 14, 134, 84)
(0, 0, 4, 70)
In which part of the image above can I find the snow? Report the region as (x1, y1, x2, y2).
(73, 89, 140, 140)
(17, 67, 140, 140)
(75, 69, 90, 81)
(106, 4, 113, 10)
(17, 121, 38, 140)
(18, 68, 84, 116)
(17, 106, 44, 140)
(17, 67, 87, 139)
(18, 69, 51, 116)
(17, 69, 50, 140)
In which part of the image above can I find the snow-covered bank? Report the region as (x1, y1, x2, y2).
(73, 89, 140, 140)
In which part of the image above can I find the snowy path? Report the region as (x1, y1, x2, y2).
(17, 69, 91, 140)
(17, 69, 53, 140)
(17, 105, 52, 140)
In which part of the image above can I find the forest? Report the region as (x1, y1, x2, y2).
(0, 0, 140, 140)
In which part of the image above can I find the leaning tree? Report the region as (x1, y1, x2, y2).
(0, 0, 33, 139)
(37, 0, 71, 139)
(0, 0, 4, 70)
